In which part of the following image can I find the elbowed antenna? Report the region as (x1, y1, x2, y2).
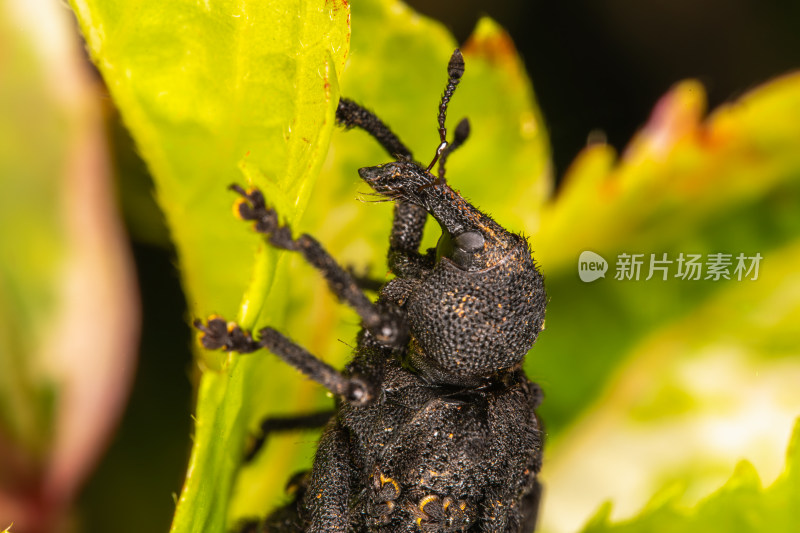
(426, 49, 465, 172)
(437, 117, 470, 181)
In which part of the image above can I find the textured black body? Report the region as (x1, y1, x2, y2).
(294, 252, 546, 531)
(196, 50, 547, 532)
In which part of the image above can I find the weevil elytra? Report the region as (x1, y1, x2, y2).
(195, 49, 547, 532)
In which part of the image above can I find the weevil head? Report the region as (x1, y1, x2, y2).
(359, 161, 519, 271)
(359, 161, 547, 386)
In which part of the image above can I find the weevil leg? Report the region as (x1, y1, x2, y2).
(336, 98, 412, 159)
(302, 423, 354, 533)
(386, 117, 469, 278)
(195, 318, 376, 405)
(230, 185, 408, 348)
(388, 116, 469, 280)
(244, 410, 335, 463)
(338, 51, 470, 279)
(231, 519, 260, 533)
(387, 201, 432, 278)
(345, 265, 385, 293)
(334, 97, 432, 277)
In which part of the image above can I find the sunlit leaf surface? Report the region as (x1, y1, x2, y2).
(580, 419, 800, 533)
(68, 0, 350, 531)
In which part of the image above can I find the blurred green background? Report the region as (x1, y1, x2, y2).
(1, 1, 799, 532)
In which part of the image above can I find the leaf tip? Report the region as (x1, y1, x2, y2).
(461, 17, 518, 67)
(784, 416, 800, 481)
(622, 79, 707, 162)
(581, 500, 614, 532)
(730, 459, 762, 486)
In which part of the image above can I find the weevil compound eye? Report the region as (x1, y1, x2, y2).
(436, 230, 485, 270)
(454, 231, 484, 252)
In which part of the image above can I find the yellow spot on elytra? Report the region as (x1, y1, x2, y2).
(380, 474, 399, 493)
(419, 494, 438, 512)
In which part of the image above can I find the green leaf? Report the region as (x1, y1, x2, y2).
(69, 0, 350, 357)
(68, 1, 350, 531)
(580, 418, 800, 533)
(536, 77, 800, 532)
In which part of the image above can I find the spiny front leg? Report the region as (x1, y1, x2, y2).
(230, 184, 408, 347)
(336, 97, 412, 159)
(334, 96, 431, 278)
(195, 318, 374, 405)
(388, 201, 432, 278)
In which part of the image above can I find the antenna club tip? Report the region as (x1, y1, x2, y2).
(454, 118, 470, 141)
(448, 49, 465, 79)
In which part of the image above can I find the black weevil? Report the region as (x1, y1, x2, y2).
(195, 49, 547, 532)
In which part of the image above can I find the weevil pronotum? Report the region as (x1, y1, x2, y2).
(195, 49, 547, 533)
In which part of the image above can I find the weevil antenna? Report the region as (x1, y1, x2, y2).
(426, 49, 465, 172)
(437, 117, 470, 181)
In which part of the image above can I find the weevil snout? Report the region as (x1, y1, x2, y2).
(358, 161, 435, 201)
